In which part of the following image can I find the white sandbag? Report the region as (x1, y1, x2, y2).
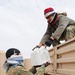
(31, 46, 51, 66)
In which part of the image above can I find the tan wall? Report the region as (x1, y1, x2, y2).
(0, 51, 6, 75)
(24, 58, 32, 71)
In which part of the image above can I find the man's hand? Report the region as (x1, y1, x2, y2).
(45, 38, 53, 47)
(43, 62, 50, 67)
(32, 45, 40, 51)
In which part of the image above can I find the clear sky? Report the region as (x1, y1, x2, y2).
(0, 0, 75, 58)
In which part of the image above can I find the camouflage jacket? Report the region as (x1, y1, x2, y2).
(7, 65, 45, 75)
(40, 14, 75, 44)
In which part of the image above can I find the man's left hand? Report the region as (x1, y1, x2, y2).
(45, 38, 53, 47)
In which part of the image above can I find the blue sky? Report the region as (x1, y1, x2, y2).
(0, 0, 75, 58)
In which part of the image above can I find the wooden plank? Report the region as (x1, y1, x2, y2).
(57, 57, 75, 63)
(57, 40, 75, 54)
(53, 47, 58, 75)
(57, 69, 75, 75)
(56, 37, 75, 48)
(57, 42, 75, 55)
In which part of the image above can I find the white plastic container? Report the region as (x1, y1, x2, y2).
(31, 46, 51, 66)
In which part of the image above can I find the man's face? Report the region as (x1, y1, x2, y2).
(46, 15, 53, 21)
(46, 15, 53, 24)
(46, 13, 56, 24)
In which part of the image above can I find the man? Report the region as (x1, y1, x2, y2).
(3, 48, 49, 75)
(33, 7, 75, 49)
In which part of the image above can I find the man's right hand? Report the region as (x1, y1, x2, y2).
(43, 62, 50, 67)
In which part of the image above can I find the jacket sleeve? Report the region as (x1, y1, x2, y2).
(35, 65, 45, 75)
(40, 26, 52, 45)
(7, 66, 28, 75)
(52, 15, 69, 40)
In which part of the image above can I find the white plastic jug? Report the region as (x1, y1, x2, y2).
(31, 46, 51, 66)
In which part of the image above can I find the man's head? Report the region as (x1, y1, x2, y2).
(44, 7, 56, 23)
(6, 48, 21, 59)
(44, 7, 55, 18)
